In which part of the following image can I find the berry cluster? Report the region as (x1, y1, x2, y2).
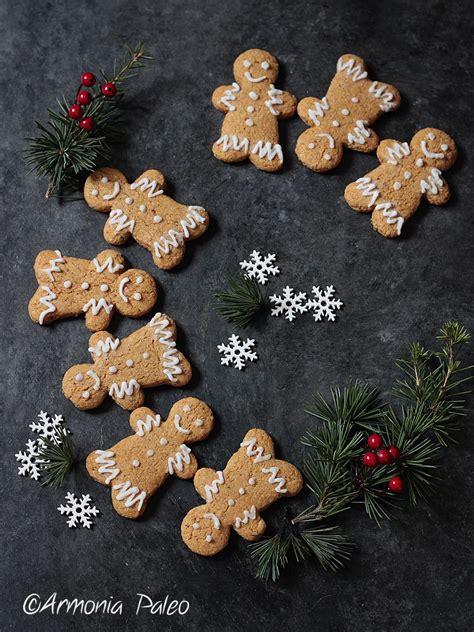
(67, 71, 117, 132)
(362, 433, 404, 493)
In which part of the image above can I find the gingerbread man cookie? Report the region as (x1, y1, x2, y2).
(344, 128, 457, 237)
(84, 168, 209, 270)
(181, 429, 303, 556)
(63, 312, 191, 411)
(28, 249, 157, 331)
(86, 398, 214, 519)
(212, 49, 297, 172)
(295, 54, 401, 172)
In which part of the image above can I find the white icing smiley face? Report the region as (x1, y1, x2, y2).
(235, 49, 278, 84)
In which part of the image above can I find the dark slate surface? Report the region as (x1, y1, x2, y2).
(1, 0, 473, 630)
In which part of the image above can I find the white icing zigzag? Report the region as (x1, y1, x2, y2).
(92, 256, 124, 274)
(240, 438, 271, 463)
(204, 471, 225, 502)
(251, 140, 283, 162)
(308, 96, 329, 127)
(220, 82, 240, 111)
(153, 207, 206, 258)
(42, 250, 64, 281)
(95, 450, 120, 484)
(355, 177, 404, 235)
(130, 177, 164, 198)
(38, 286, 57, 324)
(347, 120, 370, 145)
(261, 466, 287, 493)
(113, 480, 146, 510)
(109, 208, 136, 234)
(88, 336, 120, 357)
(234, 505, 257, 529)
(420, 168, 444, 194)
(368, 81, 396, 111)
(265, 86, 283, 115)
(149, 313, 183, 382)
(337, 56, 368, 82)
(386, 142, 411, 165)
(109, 379, 140, 399)
(216, 134, 249, 152)
(83, 298, 114, 315)
(167, 444, 191, 474)
(135, 414, 161, 437)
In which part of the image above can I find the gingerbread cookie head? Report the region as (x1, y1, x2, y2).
(63, 312, 192, 411)
(181, 428, 303, 556)
(410, 128, 457, 171)
(84, 167, 132, 212)
(114, 269, 156, 318)
(233, 49, 279, 86)
(86, 398, 214, 519)
(296, 54, 401, 172)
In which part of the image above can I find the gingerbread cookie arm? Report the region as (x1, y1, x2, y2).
(376, 139, 405, 163)
(92, 249, 126, 273)
(273, 90, 297, 118)
(168, 445, 198, 480)
(88, 331, 118, 359)
(212, 84, 239, 113)
(233, 511, 267, 541)
(424, 178, 451, 205)
(193, 467, 220, 501)
(297, 96, 326, 127)
(131, 169, 166, 191)
(83, 300, 115, 332)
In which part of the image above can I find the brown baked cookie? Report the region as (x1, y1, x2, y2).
(86, 398, 214, 519)
(212, 49, 297, 172)
(344, 128, 457, 237)
(181, 429, 303, 556)
(62, 312, 191, 411)
(28, 249, 157, 331)
(295, 54, 401, 172)
(84, 168, 209, 270)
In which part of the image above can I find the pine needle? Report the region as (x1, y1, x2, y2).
(38, 427, 75, 487)
(214, 273, 268, 328)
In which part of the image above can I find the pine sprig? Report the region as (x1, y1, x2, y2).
(25, 43, 152, 198)
(251, 322, 472, 581)
(214, 273, 269, 328)
(37, 427, 75, 487)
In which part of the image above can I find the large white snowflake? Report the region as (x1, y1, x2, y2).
(306, 285, 343, 322)
(29, 410, 65, 444)
(15, 439, 42, 480)
(58, 492, 100, 529)
(270, 286, 308, 322)
(239, 250, 280, 285)
(218, 334, 258, 370)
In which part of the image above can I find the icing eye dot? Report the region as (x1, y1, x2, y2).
(139, 204, 146, 212)
(247, 105, 254, 113)
(136, 276, 143, 284)
(101, 176, 109, 184)
(248, 478, 256, 485)
(351, 97, 359, 103)
(192, 522, 200, 530)
(153, 215, 162, 223)
(323, 153, 331, 161)
(194, 419, 203, 427)
(416, 158, 424, 167)
(133, 292, 142, 301)
(243, 60, 251, 68)
(146, 449, 154, 457)
(125, 197, 133, 205)
(82, 391, 90, 399)
(261, 61, 269, 70)
(100, 284, 109, 292)
(75, 373, 84, 382)
(341, 108, 349, 115)
(81, 282, 89, 290)
(109, 366, 118, 374)
(245, 118, 254, 127)
(90, 189, 99, 197)
(332, 120, 340, 127)
(404, 171, 412, 179)
(205, 535, 213, 543)
(63, 280, 72, 289)
(428, 132, 436, 140)
(441, 143, 449, 151)
(182, 404, 191, 412)
(126, 359, 134, 367)
(160, 438, 168, 446)
(393, 181, 402, 191)
(132, 459, 140, 468)
(249, 91, 258, 100)
(228, 499, 235, 506)
(143, 352, 150, 359)
(239, 487, 245, 495)
(308, 143, 315, 149)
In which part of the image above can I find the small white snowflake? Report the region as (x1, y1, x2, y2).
(239, 250, 280, 285)
(218, 334, 258, 370)
(29, 410, 65, 444)
(58, 492, 100, 529)
(306, 285, 343, 322)
(15, 439, 42, 480)
(269, 286, 308, 322)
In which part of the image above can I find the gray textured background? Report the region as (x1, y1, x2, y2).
(1, 0, 473, 630)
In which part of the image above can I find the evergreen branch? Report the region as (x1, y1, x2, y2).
(37, 428, 75, 487)
(214, 273, 268, 328)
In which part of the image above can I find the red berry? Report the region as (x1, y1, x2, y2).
(81, 72, 96, 87)
(363, 451, 378, 468)
(68, 104, 83, 120)
(388, 476, 404, 493)
(101, 82, 117, 97)
(376, 448, 392, 465)
(79, 117, 94, 131)
(77, 90, 92, 105)
(367, 433, 382, 449)
(389, 445, 401, 460)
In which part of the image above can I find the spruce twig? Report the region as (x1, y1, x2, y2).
(214, 273, 269, 328)
(38, 427, 75, 488)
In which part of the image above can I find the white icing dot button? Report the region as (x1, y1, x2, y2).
(245, 118, 254, 127)
(351, 97, 359, 103)
(404, 171, 412, 180)
(146, 449, 154, 457)
(139, 204, 146, 212)
(341, 108, 349, 115)
(192, 522, 200, 530)
(82, 391, 90, 400)
(239, 488, 245, 495)
(100, 284, 109, 292)
(247, 105, 255, 113)
(243, 60, 251, 68)
(143, 352, 150, 359)
(249, 91, 258, 100)
(194, 419, 203, 427)
(133, 292, 142, 301)
(228, 499, 235, 507)
(101, 176, 109, 184)
(416, 158, 424, 167)
(136, 276, 143, 284)
(308, 143, 315, 149)
(441, 143, 449, 151)
(248, 478, 256, 485)
(182, 405, 191, 412)
(428, 132, 436, 140)
(261, 61, 269, 70)
(125, 197, 133, 205)
(75, 373, 84, 382)
(81, 282, 89, 290)
(393, 181, 402, 191)
(132, 459, 140, 468)
(205, 535, 213, 543)
(323, 153, 331, 161)
(153, 215, 162, 223)
(109, 366, 118, 374)
(160, 438, 168, 446)
(332, 120, 340, 127)
(63, 280, 72, 289)
(126, 359, 134, 367)
(91, 189, 99, 197)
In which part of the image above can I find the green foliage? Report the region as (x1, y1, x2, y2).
(38, 427, 75, 487)
(25, 43, 151, 198)
(214, 273, 268, 328)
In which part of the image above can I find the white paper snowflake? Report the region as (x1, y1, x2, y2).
(218, 334, 258, 370)
(15, 439, 42, 480)
(269, 286, 308, 322)
(239, 250, 280, 285)
(58, 492, 100, 529)
(306, 285, 343, 322)
(29, 410, 65, 444)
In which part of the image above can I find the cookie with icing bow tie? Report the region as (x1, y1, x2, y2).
(84, 168, 209, 270)
(28, 248, 157, 331)
(344, 128, 457, 237)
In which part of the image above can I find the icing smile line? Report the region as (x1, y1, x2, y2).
(244, 71, 266, 83)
